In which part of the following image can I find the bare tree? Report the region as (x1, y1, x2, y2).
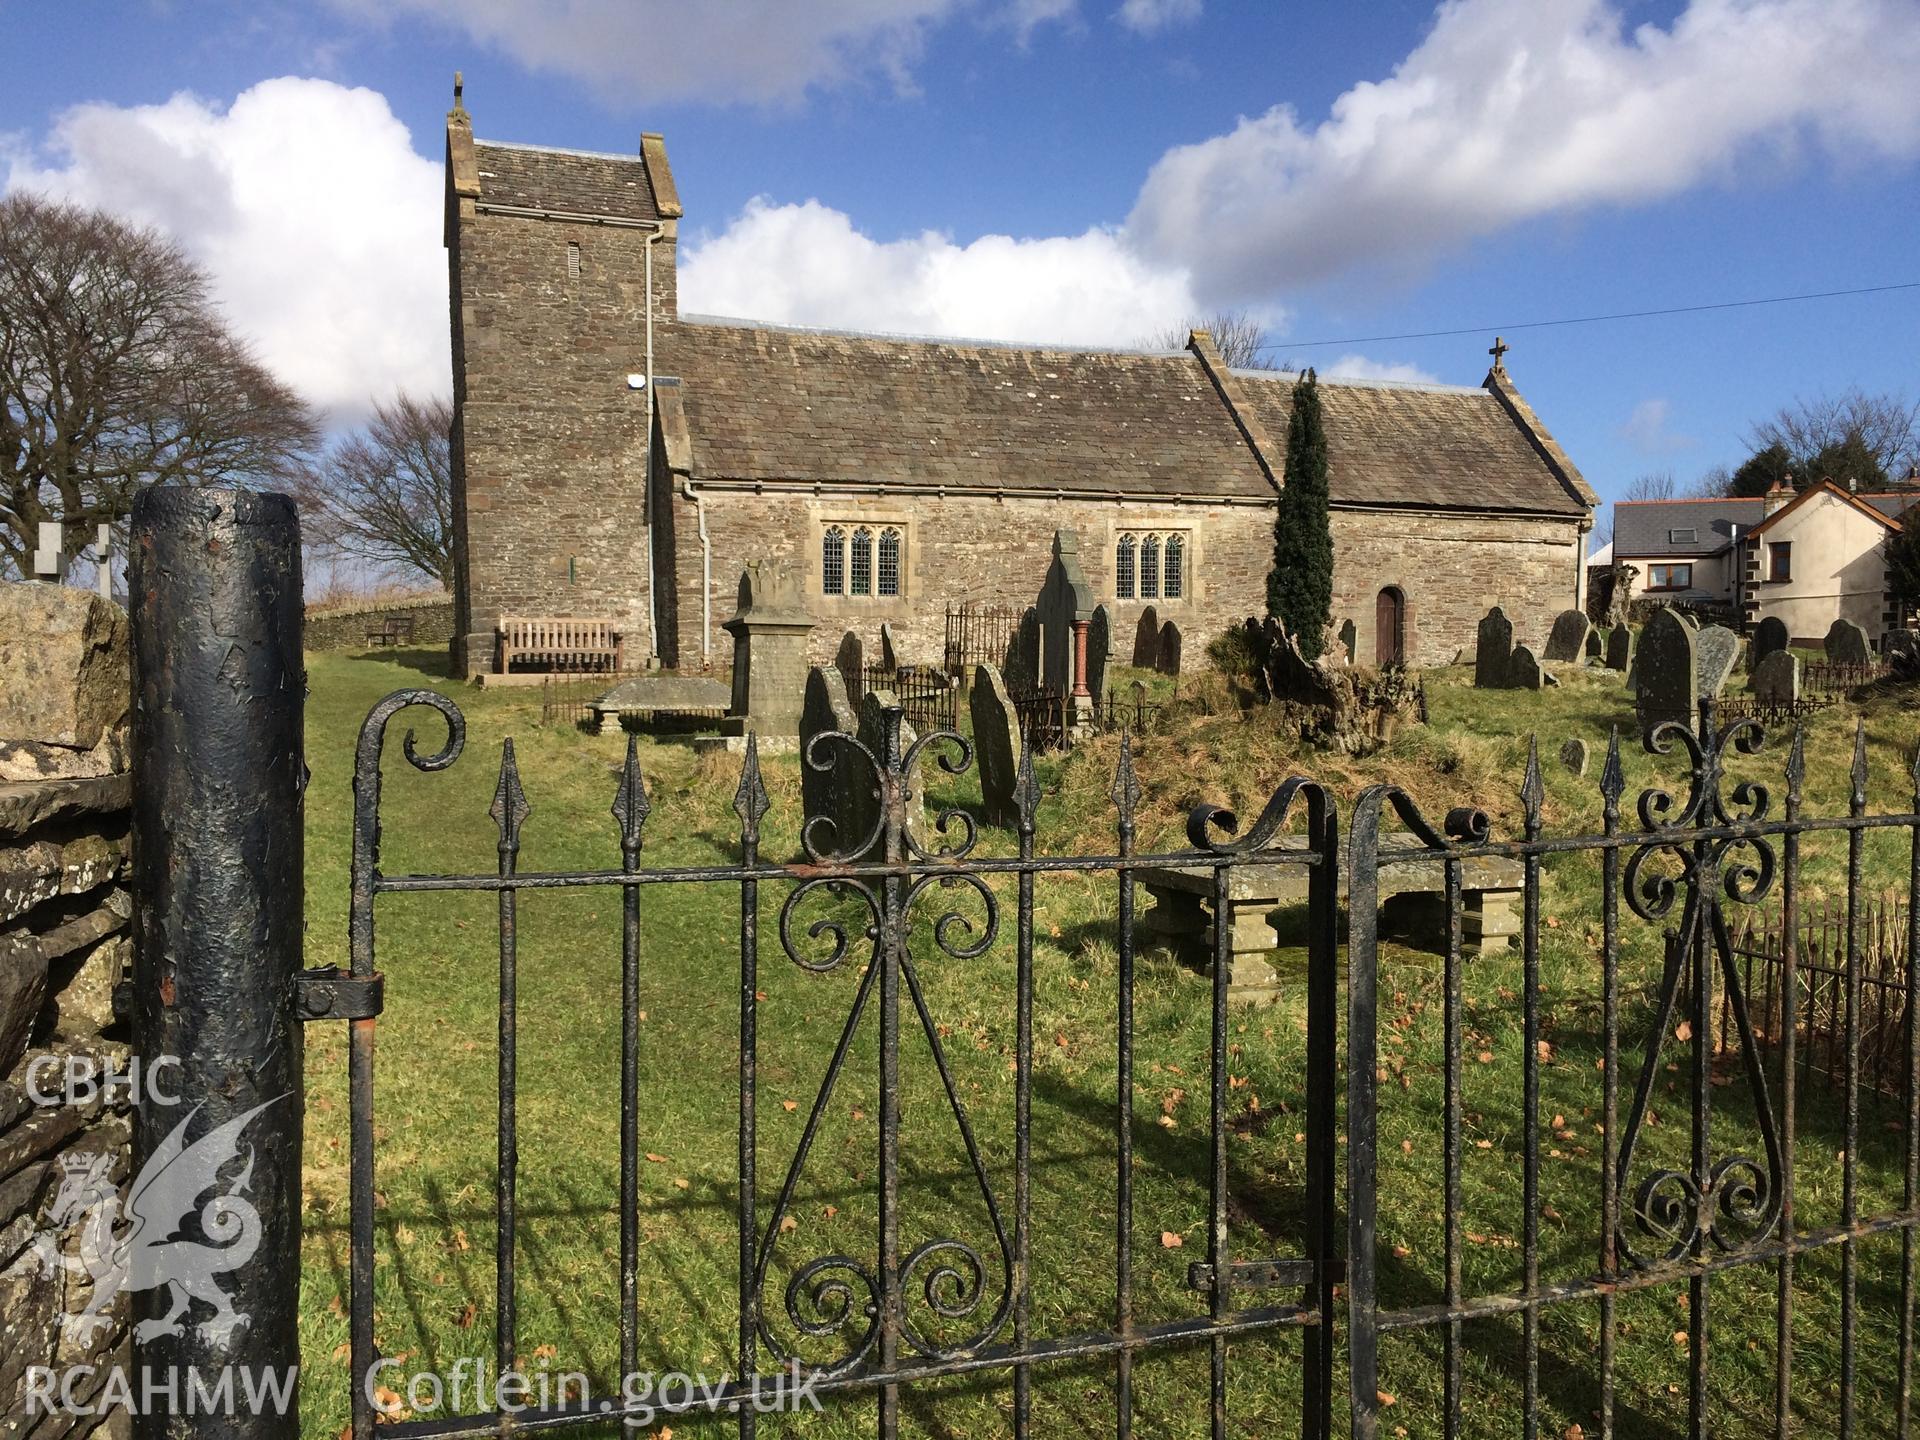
(1747, 388, 1920, 488)
(1622, 471, 1678, 501)
(0, 192, 316, 576)
(1145, 309, 1273, 369)
(295, 393, 454, 585)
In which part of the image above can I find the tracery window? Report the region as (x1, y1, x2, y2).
(1115, 530, 1189, 601)
(822, 527, 846, 596)
(851, 528, 874, 596)
(1140, 535, 1161, 600)
(877, 528, 902, 597)
(1115, 534, 1137, 599)
(1164, 534, 1184, 598)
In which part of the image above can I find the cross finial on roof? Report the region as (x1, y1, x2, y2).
(449, 71, 468, 122)
(1488, 335, 1509, 372)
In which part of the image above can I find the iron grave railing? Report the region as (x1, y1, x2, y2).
(342, 691, 1341, 1439)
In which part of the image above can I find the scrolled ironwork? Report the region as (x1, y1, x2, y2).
(1614, 709, 1787, 1269)
(778, 877, 881, 975)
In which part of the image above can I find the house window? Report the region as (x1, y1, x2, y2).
(1668, 527, 1697, 545)
(1648, 562, 1693, 591)
(821, 522, 905, 600)
(1115, 530, 1190, 601)
(1769, 541, 1792, 582)
(850, 527, 873, 596)
(822, 527, 846, 596)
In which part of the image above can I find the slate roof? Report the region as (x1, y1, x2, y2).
(670, 316, 1590, 514)
(1864, 493, 1920, 523)
(1232, 369, 1589, 514)
(473, 140, 662, 222)
(673, 319, 1272, 498)
(1613, 498, 1766, 557)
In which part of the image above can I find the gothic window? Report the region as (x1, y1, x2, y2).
(1140, 535, 1161, 600)
(851, 527, 874, 596)
(822, 527, 846, 596)
(1116, 534, 1136, 599)
(878, 528, 902, 596)
(1164, 534, 1184, 598)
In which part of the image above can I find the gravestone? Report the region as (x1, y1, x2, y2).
(1752, 650, 1800, 704)
(1157, 620, 1183, 677)
(852, 689, 924, 847)
(1038, 529, 1095, 696)
(969, 664, 1023, 826)
(1475, 607, 1513, 688)
(1695, 625, 1741, 699)
(1132, 606, 1161, 669)
(1637, 608, 1697, 736)
(1088, 605, 1112, 701)
(721, 563, 816, 738)
(1886, 630, 1920, 670)
(1005, 608, 1042, 691)
(1507, 645, 1545, 690)
(799, 665, 860, 855)
(1559, 737, 1589, 777)
(1585, 628, 1604, 662)
(1751, 616, 1789, 670)
(1337, 617, 1357, 665)
(1825, 618, 1872, 665)
(1543, 609, 1592, 663)
(835, 631, 865, 707)
(1605, 624, 1633, 672)
(880, 622, 900, 673)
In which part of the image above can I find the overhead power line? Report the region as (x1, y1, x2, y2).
(1252, 281, 1920, 353)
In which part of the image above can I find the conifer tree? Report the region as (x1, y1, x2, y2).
(1267, 368, 1334, 658)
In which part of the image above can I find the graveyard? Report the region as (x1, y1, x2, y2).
(287, 634, 1920, 1435)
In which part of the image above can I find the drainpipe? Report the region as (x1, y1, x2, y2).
(681, 476, 713, 664)
(641, 227, 662, 665)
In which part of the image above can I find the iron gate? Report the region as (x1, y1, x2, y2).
(334, 689, 1920, 1438)
(342, 690, 1341, 1438)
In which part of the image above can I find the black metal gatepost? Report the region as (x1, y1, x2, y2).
(129, 487, 307, 1439)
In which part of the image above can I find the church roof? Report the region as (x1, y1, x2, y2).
(472, 139, 666, 223)
(669, 315, 1591, 516)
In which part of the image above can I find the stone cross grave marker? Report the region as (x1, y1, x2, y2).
(1825, 618, 1872, 665)
(31, 521, 63, 581)
(969, 663, 1023, 826)
(1543, 609, 1592, 663)
(1475, 607, 1513, 688)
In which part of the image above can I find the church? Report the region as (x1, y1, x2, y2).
(442, 88, 1597, 681)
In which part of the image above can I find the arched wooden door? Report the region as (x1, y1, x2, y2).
(1375, 586, 1405, 666)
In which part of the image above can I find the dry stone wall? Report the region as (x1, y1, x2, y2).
(303, 596, 454, 652)
(0, 583, 135, 1431)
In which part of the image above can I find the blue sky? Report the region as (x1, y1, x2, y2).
(4, 0, 1917, 516)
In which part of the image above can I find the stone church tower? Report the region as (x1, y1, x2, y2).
(444, 76, 683, 676)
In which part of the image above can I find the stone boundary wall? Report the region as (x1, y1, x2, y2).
(0, 582, 135, 1429)
(305, 594, 454, 652)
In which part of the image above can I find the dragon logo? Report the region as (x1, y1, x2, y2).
(32, 1098, 284, 1348)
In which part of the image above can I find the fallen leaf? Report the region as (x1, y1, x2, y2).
(1160, 1231, 1184, 1248)
(782, 1099, 797, 1113)
(1392, 1244, 1411, 1259)
(1675, 1020, 1693, 1042)
(1157, 1114, 1176, 1129)
(1401, 1139, 1414, 1154)
(1566, 1426, 1586, 1439)
(332, 1342, 351, 1363)
(780, 1216, 797, 1233)
(1537, 1041, 1554, 1062)
(454, 1303, 477, 1329)
(451, 1228, 471, 1252)
(1477, 1051, 1494, 1064)
(673, 1177, 690, 1190)
(1378, 1391, 1397, 1406)
(533, 1344, 557, 1360)
(823, 1205, 838, 1219)
(1476, 1139, 1493, 1149)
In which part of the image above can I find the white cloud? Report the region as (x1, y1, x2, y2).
(1129, 0, 1920, 300)
(333, 0, 1017, 106)
(1116, 0, 1201, 35)
(1619, 396, 1696, 453)
(4, 78, 446, 426)
(1320, 354, 1442, 385)
(680, 196, 1199, 347)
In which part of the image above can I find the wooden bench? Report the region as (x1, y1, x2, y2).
(497, 616, 624, 674)
(365, 614, 416, 647)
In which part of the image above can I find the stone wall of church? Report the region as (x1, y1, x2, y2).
(450, 203, 674, 675)
(656, 489, 1585, 677)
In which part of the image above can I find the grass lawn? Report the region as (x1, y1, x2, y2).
(296, 646, 1920, 1438)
